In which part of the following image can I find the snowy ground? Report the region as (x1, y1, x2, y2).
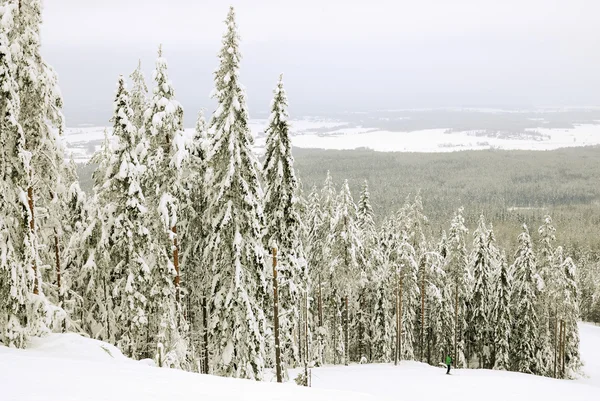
(61, 118, 600, 163)
(1, 323, 599, 400)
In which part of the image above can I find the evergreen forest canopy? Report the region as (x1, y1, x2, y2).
(1, 1, 597, 386)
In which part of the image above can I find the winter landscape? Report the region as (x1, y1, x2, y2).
(2, 1, 600, 400)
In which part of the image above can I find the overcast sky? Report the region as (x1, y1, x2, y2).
(41, 0, 600, 126)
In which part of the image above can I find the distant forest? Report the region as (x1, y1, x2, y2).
(78, 145, 600, 252)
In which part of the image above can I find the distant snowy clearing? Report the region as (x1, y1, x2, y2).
(1, 323, 599, 401)
(61, 120, 600, 163)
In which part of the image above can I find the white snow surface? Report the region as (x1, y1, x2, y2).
(62, 119, 600, 162)
(1, 323, 599, 400)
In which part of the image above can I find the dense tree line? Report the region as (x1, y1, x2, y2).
(0, 2, 587, 385)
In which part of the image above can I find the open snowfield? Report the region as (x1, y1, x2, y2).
(61, 119, 600, 163)
(1, 323, 599, 401)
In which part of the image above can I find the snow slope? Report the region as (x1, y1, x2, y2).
(284, 322, 600, 401)
(579, 322, 600, 388)
(2, 323, 599, 400)
(0, 334, 373, 401)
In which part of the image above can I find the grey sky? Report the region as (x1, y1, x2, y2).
(41, 0, 600, 126)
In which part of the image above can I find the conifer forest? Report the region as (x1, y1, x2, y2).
(1, 1, 596, 389)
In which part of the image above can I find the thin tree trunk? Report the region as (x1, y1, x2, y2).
(304, 290, 309, 385)
(28, 185, 38, 295)
(454, 279, 459, 367)
(399, 275, 403, 360)
(272, 248, 282, 383)
(172, 225, 180, 302)
(54, 229, 65, 332)
(318, 273, 323, 327)
(344, 295, 349, 366)
(395, 274, 400, 366)
(554, 311, 558, 378)
(202, 296, 209, 374)
(421, 260, 425, 362)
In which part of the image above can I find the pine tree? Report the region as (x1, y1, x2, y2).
(102, 76, 152, 359)
(143, 45, 189, 367)
(129, 59, 148, 130)
(0, 0, 39, 347)
(0, 0, 70, 345)
(181, 110, 209, 372)
(554, 247, 581, 377)
(305, 186, 327, 366)
(469, 215, 495, 368)
(356, 180, 377, 362)
(328, 180, 362, 365)
(537, 215, 556, 376)
(262, 74, 307, 372)
(445, 208, 469, 367)
(202, 6, 267, 379)
(492, 251, 512, 370)
(511, 225, 540, 374)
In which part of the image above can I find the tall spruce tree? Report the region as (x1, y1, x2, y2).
(511, 225, 540, 374)
(328, 180, 362, 365)
(356, 181, 378, 362)
(262, 74, 306, 372)
(469, 215, 495, 368)
(102, 76, 152, 358)
(202, 6, 267, 379)
(143, 45, 189, 368)
(492, 251, 512, 370)
(445, 208, 469, 367)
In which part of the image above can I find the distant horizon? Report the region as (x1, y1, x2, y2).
(42, 1, 600, 126)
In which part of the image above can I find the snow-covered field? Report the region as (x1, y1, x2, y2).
(1, 323, 599, 400)
(61, 119, 600, 163)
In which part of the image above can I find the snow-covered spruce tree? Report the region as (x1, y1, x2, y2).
(0, 0, 69, 345)
(0, 0, 41, 347)
(80, 130, 117, 342)
(262, 74, 307, 373)
(180, 110, 209, 372)
(554, 247, 581, 377)
(492, 251, 512, 370)
(328, 180, 362, 365)
(444, 208, 469, 367)
(129, 59, 148, 130)
(423, 248, 446, 365)
(396, 233, 419, 361)
(536, 215, 557, 376)
(305, 186, 328, 366)
(101, 76, 152, 359)
(202, 6, 267, 379)
(372, 216, 399, 363)
(143, 45, 189, 367)
(407, 193, 429, 362)
(511, 225, 541, 375)
(355, 180, 378, 362)
(319, 171, 337, 364)
(43, 159, 83, 333)
(437, 231, 455, 364)
(468, 215, 495, 368)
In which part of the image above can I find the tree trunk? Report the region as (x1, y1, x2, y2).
(272, 248, 282, 383)
(399, 275, 403, 360)
(554, 311, 558, 378)
(318, 273, 323, 327)
(202, 296, 209, 374)
(420, 260, 425, 362)
(454, 279, 459, 367)
(27, 185, 38, 295)
(344, 295, 349, 366)
(395, 275, 399, 366)
(172, 225, 180, 302)
(54, 229, 65, 332)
